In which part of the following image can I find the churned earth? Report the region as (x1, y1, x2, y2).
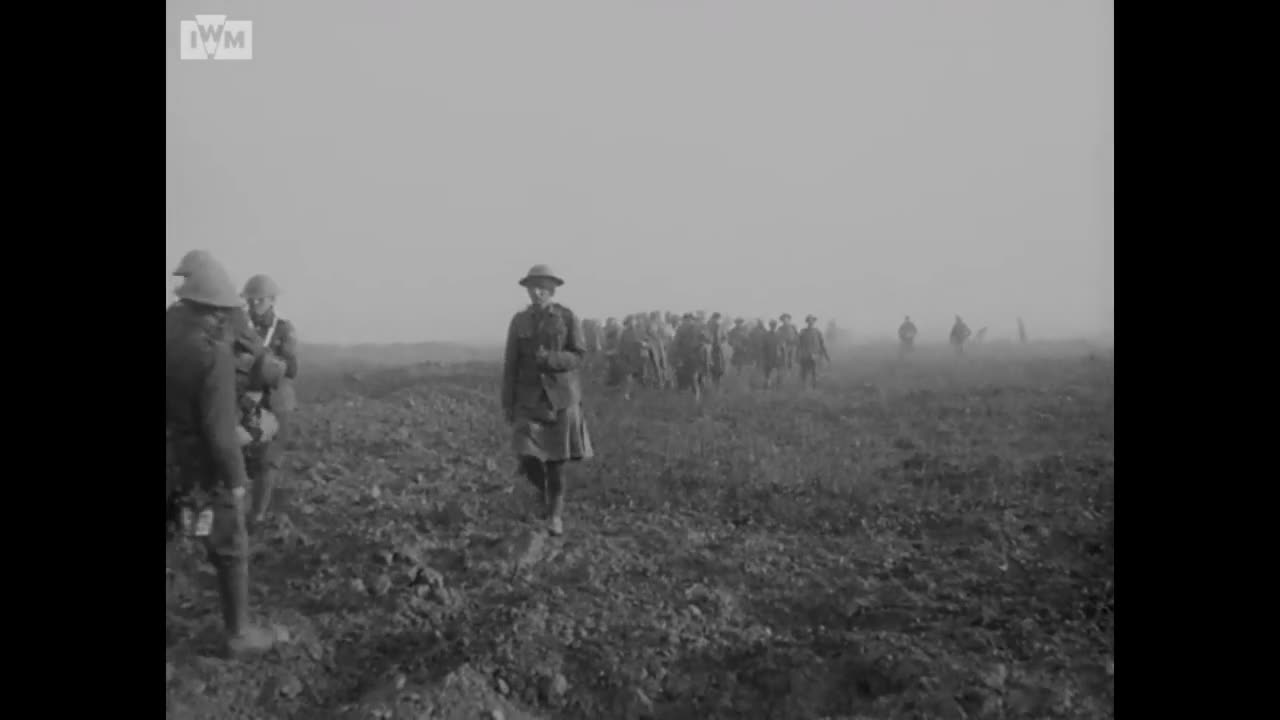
(166, 343, 1114, 720)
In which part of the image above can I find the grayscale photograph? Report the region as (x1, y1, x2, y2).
(167, 2, 1114, 718)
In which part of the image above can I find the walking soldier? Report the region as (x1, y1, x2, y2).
(797, 315, 831, 389)
(501, 265, 594, 536)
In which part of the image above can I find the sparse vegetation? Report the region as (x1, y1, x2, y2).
(167, 342, 1114, 720)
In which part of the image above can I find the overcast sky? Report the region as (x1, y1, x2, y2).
(167, 0, 1113, 345)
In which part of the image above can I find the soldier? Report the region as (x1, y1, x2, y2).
(240, 274, 299, 528)
(706, 312, 728, 389)
(748, 320, 767, 373)
(618, 315, 648, 399)
(584, 318, 603, 353)
(656, 311, 677, 389)
(501, 264, 593, 536)
(760, 319, 785, 389)
(826, 319, 839, 347)
(777, 314, 800, 378)
(898, 315, 918, 358)
(639, 311, 666, 390)
(728, 318, 751, 376)
(797, 315, 832, 389)
(950, 315, 972, 355)
(975, 326, 988, 344)
(579, 318, 604, 379)
(1018, 317, 1028, 344)
(673, 313, 712, 402)
(602, 317, 623, 386)
(167, 252, 277, 657)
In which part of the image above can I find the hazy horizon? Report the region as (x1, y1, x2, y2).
(167, 0, 1113, 346)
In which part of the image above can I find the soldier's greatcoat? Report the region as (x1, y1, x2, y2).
(502, 302, 594, 462)
(165, 301, 250, 559)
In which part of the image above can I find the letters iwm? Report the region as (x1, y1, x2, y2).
(180, 15, 253, 61)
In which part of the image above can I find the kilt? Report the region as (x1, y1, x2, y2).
(511, 403, 594, 463)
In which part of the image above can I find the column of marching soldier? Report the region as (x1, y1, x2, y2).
(166, 254, 1023, 659)
(579, 310, 1017, 399)
(583, 311, 838, 400)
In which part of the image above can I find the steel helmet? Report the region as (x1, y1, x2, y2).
(174, 254, 241, 308)
(242, 274, 281, 300)
(173, 249, 217, 277)
(518, 264, 564, 288)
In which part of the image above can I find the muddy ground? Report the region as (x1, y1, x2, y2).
(166, 343, 1114, 720)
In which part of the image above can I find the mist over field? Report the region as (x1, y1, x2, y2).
(167, 0, 1112, 348)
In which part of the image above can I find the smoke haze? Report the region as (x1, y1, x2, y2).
(167, 0, 1113, 346)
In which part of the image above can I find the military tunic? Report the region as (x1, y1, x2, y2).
(777, 322, 800, 370)
(502, 302, 594, 462)
(728, 324, 751, 370)
(706, 319, 727, 379)
(950, 320, 971, 353)
(673, 321, 712, 390)
(251, 310, 299, 410)
(797, 326, 828, 385)
(241, 310, 297, 496)
(165, 301, 250, 560)
(761, 329, 784, 372)
(898, 321, 917, 347)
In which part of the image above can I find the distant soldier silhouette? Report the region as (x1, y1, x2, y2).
(582, 317, 603, 354)
(579, 317, 604, 379)
(898, 315, 918, 358)
(748, 320, 767, 373)
(777, 314, 800, 377)
(760, 319, 785, 389)
(706, 312, 728, 389)
(826, 319, 840, 347)
(1018, 317, 1028, 344)
(728, 318, 751, 376)
(602, 317, 623, 385)
(950, 315, 972, 355)
(644, 311, 670, 389)
(673, 313, 713, 402)
(617, 316, 649, 398)
(501, 264, 593, 536)
(797, 315, 832, 389)
(975, 326, 988, 344)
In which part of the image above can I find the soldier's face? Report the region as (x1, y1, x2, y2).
(247, 296, 275, 316)
(526, 283, 554, 305)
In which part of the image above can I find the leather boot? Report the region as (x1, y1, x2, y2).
(213, 553, 276, 658)
(519, 456, 548, 520)
(545, 461, 566, 536)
